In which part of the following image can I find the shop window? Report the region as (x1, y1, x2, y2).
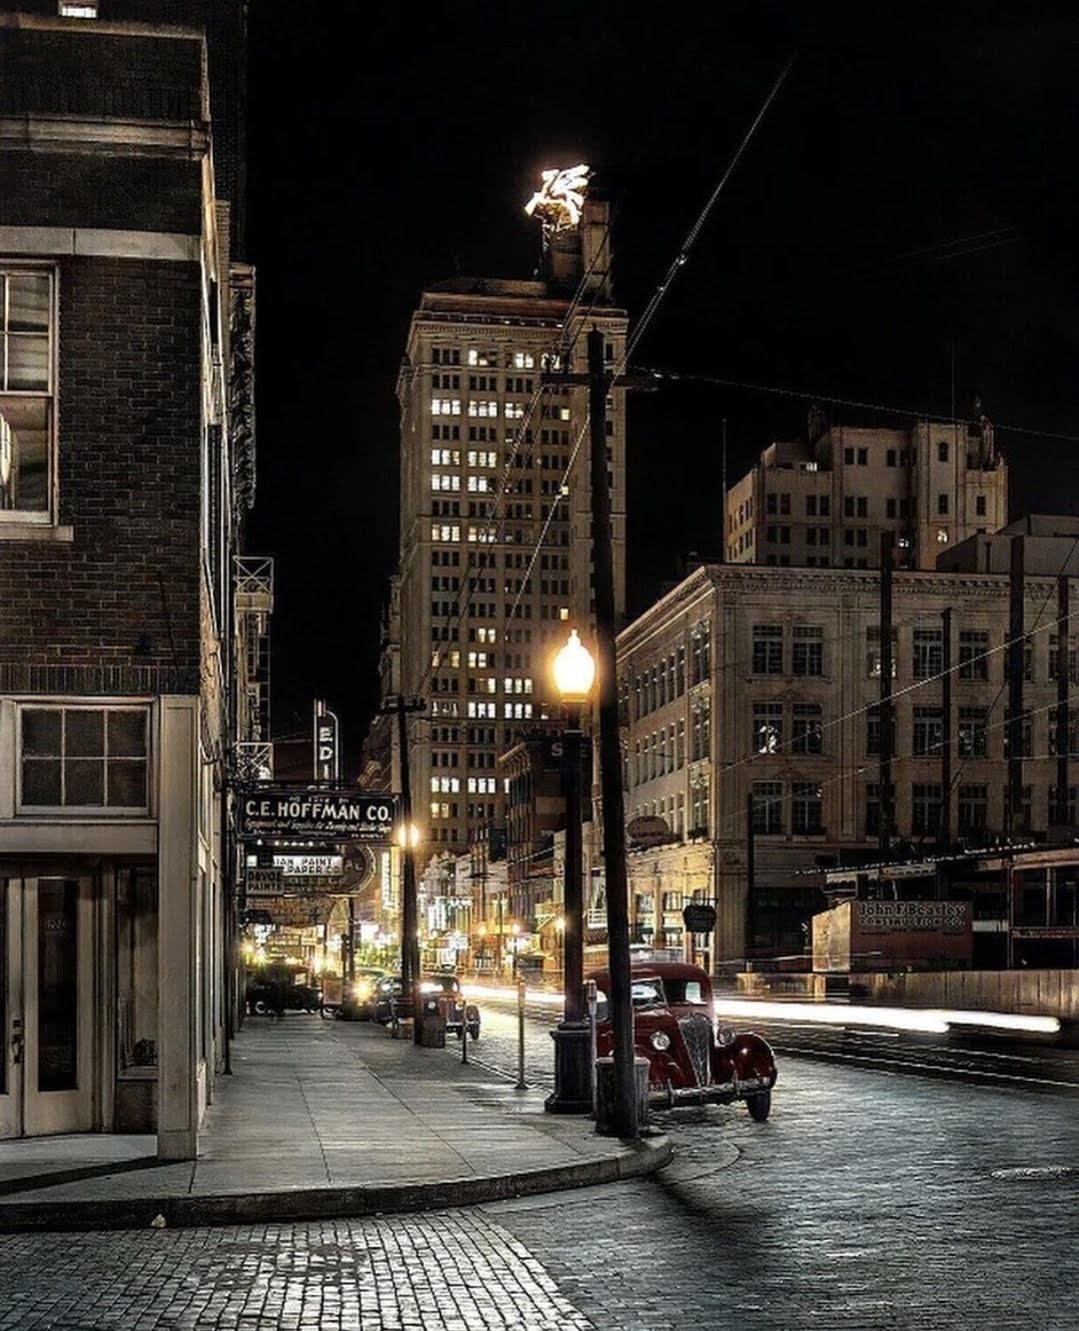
(20, 705, 149, 811)
(116, 868, 158, 1070)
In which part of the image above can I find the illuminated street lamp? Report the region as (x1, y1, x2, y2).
(546, 628, 595, 1114)
(554, 915, 566, 987)
(396, 819, 421, 1027)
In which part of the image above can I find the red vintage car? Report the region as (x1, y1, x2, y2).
(590, 961, 777, 1121)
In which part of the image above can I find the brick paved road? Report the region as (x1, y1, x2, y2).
(1, 1059, 1076, 1329)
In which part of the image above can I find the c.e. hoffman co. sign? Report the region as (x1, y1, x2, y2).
(238, 788, 399, 843)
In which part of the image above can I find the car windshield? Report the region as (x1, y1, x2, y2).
(419, 975, 459, 994)
(593, 978, 665, 1022)
(630, 978, 666, 1008)
(661, 978, 709, 1006)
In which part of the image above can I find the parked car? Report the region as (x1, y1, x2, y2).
(590, 961, 777, 1121)
(245, 972, 323, 1015)
(418, 973, 481, 1041)
(372, 975, 404, 1025)
(336, 967, 388, 1021)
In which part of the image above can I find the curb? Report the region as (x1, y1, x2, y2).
(0, 1135, 672, 1233)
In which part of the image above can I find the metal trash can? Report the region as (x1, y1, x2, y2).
(418, 994, 447, 1048)
(594, 1056, 650, 1135)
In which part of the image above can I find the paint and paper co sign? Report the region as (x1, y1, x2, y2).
(238, 789, 399, 843)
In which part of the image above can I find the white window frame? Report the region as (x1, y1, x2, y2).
(0, 265, 58, 531)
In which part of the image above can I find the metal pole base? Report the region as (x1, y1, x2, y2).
(544, 1020, 593, 1114)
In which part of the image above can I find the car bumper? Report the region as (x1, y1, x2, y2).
(655, 1073, 775, 1108)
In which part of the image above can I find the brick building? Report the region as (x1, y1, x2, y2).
(0, 3, 254, 1156)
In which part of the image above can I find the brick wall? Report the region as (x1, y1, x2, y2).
(0, 254, 203, 692)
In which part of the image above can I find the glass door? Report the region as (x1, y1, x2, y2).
(0, 877, 94, 1139)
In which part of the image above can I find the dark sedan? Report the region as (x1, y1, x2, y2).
(591, 960, 776, 1120)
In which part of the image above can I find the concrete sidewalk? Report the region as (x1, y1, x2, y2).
(0, 1016, 670, 1232)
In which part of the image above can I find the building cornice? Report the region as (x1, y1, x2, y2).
(0, 226, 199, 261)
(0, 113, 209, 159)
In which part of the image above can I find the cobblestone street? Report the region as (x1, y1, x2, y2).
(1, 1058, 1076, 1329)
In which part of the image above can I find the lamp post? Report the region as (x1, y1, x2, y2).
(396, 818, 421, 1040)
(554, 915, 565, 989)
(545, 627, 596, 1114)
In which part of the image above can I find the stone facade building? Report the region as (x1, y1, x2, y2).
(725, 416, 1007, 572)
(619, 555, 1078, 966)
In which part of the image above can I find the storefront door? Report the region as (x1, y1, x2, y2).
(0, 877, 95, 1139)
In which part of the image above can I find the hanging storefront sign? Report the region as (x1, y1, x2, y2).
(238, 789, 398, 842)
(682, 902, 717, 934)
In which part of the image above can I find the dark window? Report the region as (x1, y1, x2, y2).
(751, 781, 783, 834)
(913, 707, 944, 757)
(959, 630, 989, 681)
(957, 785, 988, 835)
(792, 703, 823, 754)
(958, 707, 988, 757)
(792, 783, 823, 834)
(792, 626, 823, 676)
(752, 625, 783, 675)
(21, 706, 148, 809)
(913, 628, 943, 680)
(911, 784, 942, 836)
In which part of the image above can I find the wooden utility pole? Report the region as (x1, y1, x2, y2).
(382, 695, 426, 1020)
(586, 326, 637, 1139)
(941, 606, 952, 850)
(1006, 538, 1025, 837)
(1055, 576, 1070, 828)
(879, 530, 895, 860)
(542, 328, 648, 1138)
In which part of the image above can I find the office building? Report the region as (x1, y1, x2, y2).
(392, 191, 628, 866)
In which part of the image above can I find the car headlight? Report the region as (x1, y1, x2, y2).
(650, 1031, 671, 1051)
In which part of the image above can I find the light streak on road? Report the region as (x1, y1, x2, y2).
(712, 998, 1060, 1037)
(468, 983, 1061, 1038)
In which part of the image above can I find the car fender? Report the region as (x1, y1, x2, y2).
(724, 1031, 777, 1084)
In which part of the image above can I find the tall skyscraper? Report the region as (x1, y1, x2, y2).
(393, 184, 628, 862)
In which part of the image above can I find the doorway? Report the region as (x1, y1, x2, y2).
(0, 876, 95, 1138)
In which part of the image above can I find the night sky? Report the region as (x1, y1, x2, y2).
(244, 2, 1079, 772)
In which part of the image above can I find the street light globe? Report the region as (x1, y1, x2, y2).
(396, 822, 421, 849)
(553, 628, 596, 703)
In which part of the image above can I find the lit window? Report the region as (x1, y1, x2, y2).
(1, 268, 54, 526)
(513, 352, 535, 369)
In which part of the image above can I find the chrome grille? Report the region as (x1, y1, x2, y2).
(678, 1013, 713, 1086)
